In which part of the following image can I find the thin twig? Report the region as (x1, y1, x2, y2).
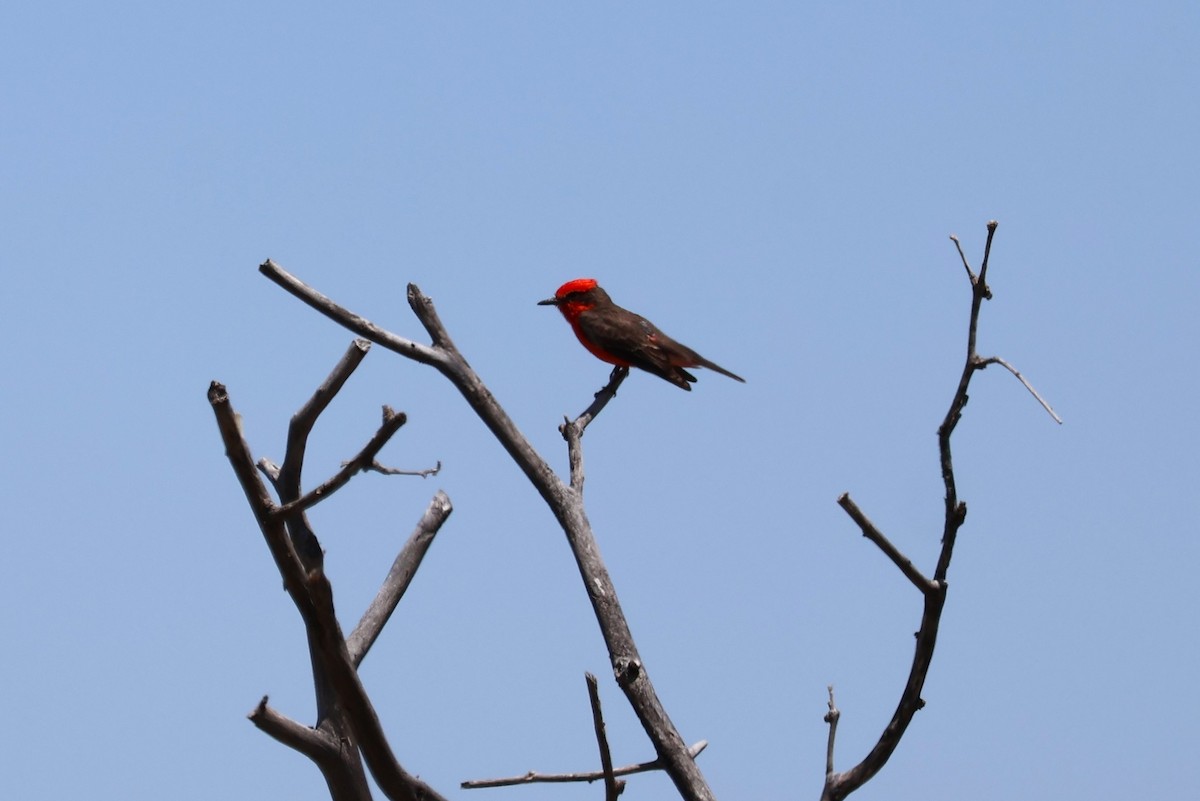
(461, 741, 709, 789)
(363, 459, 443, 478)
(977, 356, 1063, 424)
(273, 408, 409, 519)
(949, 234, 975, 282)
(824, 686, 839, 778)
(837, 494, 935, 594)
(976, 220, 997, 299)
(562, 367, 629, 493)
(578, 366, 629, 433)
(586, 672, 624, 801)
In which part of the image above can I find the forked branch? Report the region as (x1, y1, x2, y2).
(257, 260, 713, 801)
(824, 222, 1058, 801)
(562, 366, 629, 493)
(210, 337, 454, 801)
(273, 406, 409, 520)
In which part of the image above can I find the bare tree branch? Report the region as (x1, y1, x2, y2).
(347, 490, 453, 667)
(270, 338, 378, 572)
(273, 406, 409, 520)
(302, 569, 451, 801)
(586, 672, 624, 801)
(932, 223, 999, 585)
(823, 221, 1057, 801)
(977, 356, 1063, 424)
(363, 459, 443, 478)
(279, 339, 372, 491)
(562, 367, 629, 493)
(836, 494, 935, 594)
(823, 686, 839, 780)
(258, 260, 714, 801)
(208, 382, 312, 604)
(249, 697, 373, 801)
(462, 741, 709, 789)
(249, 696, 338, 762)
(209, 380, 449, 801)
(259, 263, 445, 368)
(976, 221, 997, 296)
(210, 381, 373, 801)
(948, 234, 974, 282)
(576, 366, 630, 434)
(258, 457, 282, 486)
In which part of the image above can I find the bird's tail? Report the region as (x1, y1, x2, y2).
(696, 356, 745, 383)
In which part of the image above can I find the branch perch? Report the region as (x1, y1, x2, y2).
(562, 366, 629, 493)
(258, 260, 714, 801)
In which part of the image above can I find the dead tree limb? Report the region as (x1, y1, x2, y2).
(563, 367, 629, 494)
(461, 742, 710, 789)
(823, 221, 1058, 801)
(259, 261, 712, 801)
(273, 405, 409, 520)
(348, 490, 453, 667)
(585, 672, 624, 801)
(209, 338, 453, 801)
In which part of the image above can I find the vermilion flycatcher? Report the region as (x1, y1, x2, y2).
(538, 278, 745, 390)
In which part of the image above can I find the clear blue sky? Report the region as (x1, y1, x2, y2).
(3, 3, 1197, 800)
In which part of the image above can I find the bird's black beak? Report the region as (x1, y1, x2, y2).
(537, 297, 560, 306)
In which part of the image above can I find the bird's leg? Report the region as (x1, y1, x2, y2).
(598, 366, 628, 398)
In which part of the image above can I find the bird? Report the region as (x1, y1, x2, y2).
(538, 278, 745, 390)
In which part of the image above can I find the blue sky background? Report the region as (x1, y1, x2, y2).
(3, 3, 1197, 799)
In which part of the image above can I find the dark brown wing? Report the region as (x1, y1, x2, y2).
(575, 306, 697, 390)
